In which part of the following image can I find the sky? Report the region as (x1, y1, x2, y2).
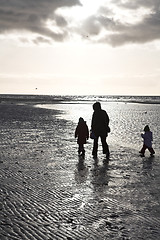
(0, 0, 160, 96)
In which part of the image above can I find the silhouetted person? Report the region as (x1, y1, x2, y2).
(139, 125, 155, 157)
(91, 102, 110, 158)
(75, 117, 89, 156)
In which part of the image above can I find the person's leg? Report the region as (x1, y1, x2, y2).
(148, 147, 155, 156)
(81, 144, 85, 155)
(78, 144, 83, 154)
(101, 136, 110, 157)
(139, 144, 147, 156)
(78, 144, 81, 154)
(92, 136, 99, 157)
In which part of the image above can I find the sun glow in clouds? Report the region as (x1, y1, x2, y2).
(56, 0, 153, 24)
(54, 0, 155, 43)
(56, 0, 107, 21)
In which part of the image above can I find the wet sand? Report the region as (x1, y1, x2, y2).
(0, 103, 160, 240)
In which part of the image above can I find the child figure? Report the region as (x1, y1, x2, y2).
(139, 125, 155, 157)
(75, 117, 89, 156)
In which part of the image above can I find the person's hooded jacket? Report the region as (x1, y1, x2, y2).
(75, 118, 89, 144)
(91, 102, 109, 137)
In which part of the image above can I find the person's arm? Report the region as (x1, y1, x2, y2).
(104, 110, 109, 126)
(141, 133, 144, 139)
(75, 127, 78, 138)
(151, 132, 153, 141)
(91, 113, 95, 131)
(106, 112, 109, 125)
(86, 125, 89, 139)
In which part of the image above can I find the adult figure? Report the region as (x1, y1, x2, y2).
(91, 102, 110, 158)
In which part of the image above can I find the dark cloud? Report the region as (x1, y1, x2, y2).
(115, 0, 160, 10)
(77, 16, 101, 37)
(0, 0, 160, 46)
(80, 0, 160, 46)
(32, 36, 52, 45)
(97, 5, 160, 46)
(0, 0, 81, 42)
(55, 15, 67, 27)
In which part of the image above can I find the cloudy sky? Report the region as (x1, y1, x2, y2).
(0, 0, 160, 95)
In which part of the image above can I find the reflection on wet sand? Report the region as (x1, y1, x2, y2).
(142, 156, 154, 176)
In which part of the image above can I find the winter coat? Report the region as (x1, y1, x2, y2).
(75, 121, 89, 144)
(91, 109, 109, 137)
(141, 131, 153, 147)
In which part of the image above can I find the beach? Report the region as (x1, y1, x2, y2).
(0, 96, 160, 240)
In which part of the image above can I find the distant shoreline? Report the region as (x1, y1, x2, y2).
(0, 94, 160, 105)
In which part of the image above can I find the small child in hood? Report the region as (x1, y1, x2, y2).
(139, 125, 155, 157)
(75, 117, 89, 156)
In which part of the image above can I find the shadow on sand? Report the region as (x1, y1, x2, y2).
(75, 155, 89, 183)
(91, 156, 109, 193)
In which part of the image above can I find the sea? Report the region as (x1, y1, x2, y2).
(0, 94, 160, 104)
(0, 94, 160, 154)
